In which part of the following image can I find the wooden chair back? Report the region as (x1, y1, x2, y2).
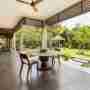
(19, 53, 30, 64)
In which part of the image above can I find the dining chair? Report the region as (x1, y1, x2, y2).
(50, 55, 61, 66)
(19, 53, 39, 80)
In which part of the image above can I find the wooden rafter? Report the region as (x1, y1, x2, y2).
(0, 17, 43, 37)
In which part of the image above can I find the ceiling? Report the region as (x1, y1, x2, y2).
(16, 0, 81, 19)
(0, 0, 81, 29)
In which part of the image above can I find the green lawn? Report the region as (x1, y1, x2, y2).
(63, 48, 90, 60)
(63, 48, 90, 67)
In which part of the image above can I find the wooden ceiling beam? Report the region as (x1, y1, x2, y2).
(0, 17, 44, 35)
(20, 17, 43, 27)
(45, 0, 90, 25)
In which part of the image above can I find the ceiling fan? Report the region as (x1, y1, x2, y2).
(16, 0, 43, 12)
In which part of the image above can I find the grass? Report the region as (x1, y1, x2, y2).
(63, 48, 90, 61)
(62, 48, 78, 61)
(63, 48, 90, 67)
(63, 48, 78, 56)
(81, 63, 90, 68)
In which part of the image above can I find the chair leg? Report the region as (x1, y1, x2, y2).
(27, 62, 39, 80)
(27, 65, 31, 80)
(19, 64, 24, 79)
(52, 56, 55, 65)
(36, 63, 39, 77)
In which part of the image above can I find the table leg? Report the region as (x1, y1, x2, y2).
(38, 56, 52, 71)
(52, 56, 55, 65)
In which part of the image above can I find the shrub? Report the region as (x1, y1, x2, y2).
(63, 53, 72, 61)
(77, 50, 85, 55)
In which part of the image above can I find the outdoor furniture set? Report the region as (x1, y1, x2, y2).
(19, 49, 61, 80)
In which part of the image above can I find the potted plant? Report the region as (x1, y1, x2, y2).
(54, 48, 61, 51)
(40, 48, 48, 53)
(63, 53, 72, 61)
(39, 48, 49, 62)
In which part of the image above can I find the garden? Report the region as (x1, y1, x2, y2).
(15, 25, 90, 67)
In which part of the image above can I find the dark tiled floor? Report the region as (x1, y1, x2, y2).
(17, 64, 90, 90)
(0, 51, 17, 90)
(1, 51, 90, 90)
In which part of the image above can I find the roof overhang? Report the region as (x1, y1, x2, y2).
(46, 0, 90, 25)
(0, 0, 90, 32)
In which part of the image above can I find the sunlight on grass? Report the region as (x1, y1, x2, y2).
(63, 48, 90, 61)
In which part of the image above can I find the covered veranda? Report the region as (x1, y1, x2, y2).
(0, 0, 90, 90)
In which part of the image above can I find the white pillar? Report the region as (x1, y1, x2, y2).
(12, 33, 16, 49)
(42, 26, 48, 49)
